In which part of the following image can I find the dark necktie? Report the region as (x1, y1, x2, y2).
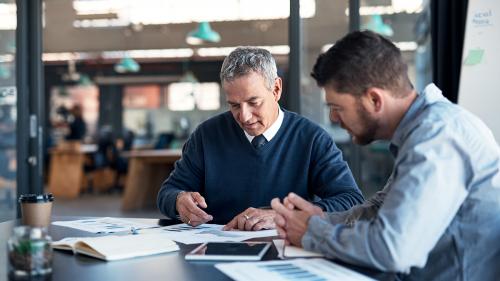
(251, 134, 268, 149)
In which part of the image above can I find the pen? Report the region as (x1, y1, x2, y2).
(130, 227, 139, 235)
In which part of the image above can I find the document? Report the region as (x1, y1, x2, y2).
(216, 258, 376, 281)
(273, 239, 323, 259)
(52, 233, 179, 261)
(149, 223, 278, 244)
(52, 217, 157, 234)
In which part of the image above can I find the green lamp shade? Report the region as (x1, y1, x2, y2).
(78, 74, 95, 86)
(114, 56, 140, 73)
(186, 22, 221, 45)
(363, 14, 394, 37)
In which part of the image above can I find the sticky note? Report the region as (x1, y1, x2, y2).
(463, 48, 484, 65)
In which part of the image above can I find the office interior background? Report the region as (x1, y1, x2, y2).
(0, 0, 475, 222)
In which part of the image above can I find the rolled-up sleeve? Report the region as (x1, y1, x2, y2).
(303, 124, 469, 272)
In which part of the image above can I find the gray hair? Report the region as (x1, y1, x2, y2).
(220, 47, 278, 90)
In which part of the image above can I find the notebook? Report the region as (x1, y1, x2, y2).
(52, 233, 179, 261)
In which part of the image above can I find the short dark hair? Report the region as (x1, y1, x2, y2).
(311, 30, 413, 97)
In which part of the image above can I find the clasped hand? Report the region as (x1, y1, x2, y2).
(271, 192, 324, 247)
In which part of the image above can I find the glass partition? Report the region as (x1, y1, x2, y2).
(301, 0, 431, 197)
(0, 0, 17, 222)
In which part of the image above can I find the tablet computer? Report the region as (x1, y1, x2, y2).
(185, 242, 271, 261)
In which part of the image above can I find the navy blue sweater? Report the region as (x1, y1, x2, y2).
(157, 110, 363, 224)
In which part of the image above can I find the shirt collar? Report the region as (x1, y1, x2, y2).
(245, 106, 284, 143)
(390, 83, 445, 149)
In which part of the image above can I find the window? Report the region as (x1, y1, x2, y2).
(167, 82, 220, 111)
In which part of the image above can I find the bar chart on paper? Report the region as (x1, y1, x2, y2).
(215, 258, 376, 281)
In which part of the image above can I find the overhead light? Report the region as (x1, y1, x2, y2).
(186, 22, 221, 45)
(72, 0, 316, 28)
(362, 14, 394, 37)
(114, 56, 140, 73)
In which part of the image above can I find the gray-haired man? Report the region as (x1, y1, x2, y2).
(157, 47, 363, 231)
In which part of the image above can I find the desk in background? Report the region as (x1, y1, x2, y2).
(121, 149, 182, 211)
(48, 143, 97, 199)
(0, 217, 395, 281)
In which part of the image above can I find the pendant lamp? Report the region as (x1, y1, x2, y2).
(363, 14, 394, 37)
(186, 22, 221, 45)
(114, 55, 140, 73)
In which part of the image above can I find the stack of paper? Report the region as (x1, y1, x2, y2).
(52, 217, 157, 234)
(155, 224, 278, 244)
(272, 239, 323, 259)
(216, 258, 376, 281)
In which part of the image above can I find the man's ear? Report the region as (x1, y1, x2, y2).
(364, 87, 383, 113)
(273, 77, 283, 102)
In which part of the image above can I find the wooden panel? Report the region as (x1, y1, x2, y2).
(48, 149, 85, 199)
(121, 149, 181, 211)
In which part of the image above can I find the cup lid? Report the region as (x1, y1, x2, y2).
(18, 193, 54, 203)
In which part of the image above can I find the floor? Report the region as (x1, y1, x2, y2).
(52, 192, 163, 219)
(0, 190, 164, 223)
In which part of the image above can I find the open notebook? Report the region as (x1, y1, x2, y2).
(52, 234, 179, 261)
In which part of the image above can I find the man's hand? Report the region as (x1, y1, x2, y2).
(176, 191, 213, 226)
(223, 207, 276, 231)
(271, 192, 324, 247)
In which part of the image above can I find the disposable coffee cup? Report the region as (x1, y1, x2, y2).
(19, 193, 54, 227)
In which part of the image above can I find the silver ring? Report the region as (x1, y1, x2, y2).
(243, 214, 250, 220)
(187, 219, 191, 225)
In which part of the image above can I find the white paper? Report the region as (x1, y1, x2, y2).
(153, 223, 277, 244)
(273, 239, 324, 259)
(52, 217, 157, 234)
(216, 258, 376, 281)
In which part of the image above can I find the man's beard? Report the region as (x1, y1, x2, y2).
(352, 102, 379, 145)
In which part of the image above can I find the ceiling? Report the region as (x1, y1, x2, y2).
(43, 0, 399, 57)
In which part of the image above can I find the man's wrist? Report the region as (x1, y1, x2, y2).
(176, 191, 186, 201)
(175, 191, 186, 214)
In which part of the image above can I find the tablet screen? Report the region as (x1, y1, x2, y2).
(186, 242, 271, 261)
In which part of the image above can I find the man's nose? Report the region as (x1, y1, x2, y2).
(240, 105, 252, 123)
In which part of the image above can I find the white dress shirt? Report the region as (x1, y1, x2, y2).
(244, 106, 284, 143)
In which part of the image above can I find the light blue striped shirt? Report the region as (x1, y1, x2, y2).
(302, 84, 500, 280)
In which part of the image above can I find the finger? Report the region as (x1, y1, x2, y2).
(274, 213, 286, 227)
(188, 219, 204, 227)
(252, 218, 275, 231)
(185, 199, 213, 220)
(283, 197, 295, 210)
(244, 217, 259, 231)
(223, 217, 238, 231)
(237, 214, 247, 230)
(276, 225, 286, 239)
(271, 198, 293, 219)
(180, 203, 211, 225)
(191, 192, 208, 209)
(288, 192, 316, 212)
(185, 213, 208, 225)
